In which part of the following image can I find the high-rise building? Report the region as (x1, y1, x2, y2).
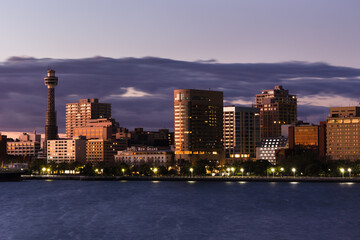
(327, 107, 360, 161)
(255, 85, 297, 138)
(174, 89, 224, 163)
(66, 99, 111, 138)
(223, 106, 260, 159)
(86, 139, 123, 163)
(44, 69, 59, 156)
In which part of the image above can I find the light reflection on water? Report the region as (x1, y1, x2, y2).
(0, 180, 359, 240)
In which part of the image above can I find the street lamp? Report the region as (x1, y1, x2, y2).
(190, 168, 194, 178)
(231, 167, 235, 177)
(292, 168, 296, 177)
(153, 168, 158, 176)
(122, 168, 125, 176)
(340, 168, 345, 178)
(280, 167, 284, 177)
(42, 167, 46, 174)
(348, 168, 352, 178)
(240, 168, 244, 177)
(271, 168, 275, 177)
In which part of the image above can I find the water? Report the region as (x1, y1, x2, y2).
(0, 180, 359, 240)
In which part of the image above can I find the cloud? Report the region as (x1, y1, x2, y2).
(107, 87, 153, 98)
(0, 56, 360, 133)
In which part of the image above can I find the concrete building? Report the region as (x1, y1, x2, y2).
(66, 99, 111, 138)
(44, 69, 59, 156)
(223, 106, 260, 159)
(256, 136, 288, 165)
(0, 134, 7, 161)
(255, 85, 297, 138)
(74, 118, 120, 140)
(174, 89, 224, 163)
(327, 107, 360, 161)
(114, 146, 174, 166)
(7, 132, 41, 157)
(86, 139, 124, 163)
(47, 138, 87, 164)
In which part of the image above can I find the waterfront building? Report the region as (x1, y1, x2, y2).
(86, 139, 123, 163)
(129, 128, 174, 148)
(7, 132, 41, 157)
(256, 136, 288, 165)
(47, 138, 87, 164)
(174, 89, 224, 163)
(288, 122, 326, 158)
(114, 146, 174, 166)
(44, 69, 59, 156)
(327, 107, 360, 160)
(0, 134, 7, 161)
(66, 99, 111, 138)
(255, 85, 297, 138)
(223, 106, 260, 159)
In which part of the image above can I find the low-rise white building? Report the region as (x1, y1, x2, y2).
(256, 137, 288, 165)
(114, 146, 173, 166)
(47, 138, 86, 164)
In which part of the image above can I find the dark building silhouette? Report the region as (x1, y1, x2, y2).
(0, 134, 7, 161)
(255, 85, 297, 138)
(44, 69, 59, 156)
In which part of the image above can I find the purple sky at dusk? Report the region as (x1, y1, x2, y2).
(0, 1, 360, 134)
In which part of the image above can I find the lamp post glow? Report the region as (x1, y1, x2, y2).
(190, 168, 194, 178)
(292, 168, 296, 177)
(280, 167, 284, 177)
(122, 168, 125, 176)
(348, 168, 352, 178)
(240, 168, 244, 177)
(340, 168, 345, 178)
(231, 167, 235, 177)
(271, 168, 275, 177)
(153, 168, 158, 176)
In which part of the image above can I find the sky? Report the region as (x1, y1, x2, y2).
(0, 0, 359, 67)
(0, 1, 360, 134)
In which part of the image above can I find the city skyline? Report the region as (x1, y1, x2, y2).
(1, 57, 360, 133)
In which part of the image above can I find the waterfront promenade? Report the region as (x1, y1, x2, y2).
(22, 175, 360, 183)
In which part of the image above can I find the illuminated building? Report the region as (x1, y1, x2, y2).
(256, 137, 288, 165)
(174, 89, 224, 163)
(327, 107, 360, 160)
(86, 139, 123, 163)
(223, 106, 260, 159)
(66, 99, 111, 138)
(47, 138, 87, 164)
(255, 85, 297, 138)
(7, 132, 41, 157)
(114, 146, 174, 166)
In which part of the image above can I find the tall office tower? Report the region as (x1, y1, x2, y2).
(44, 69, 59, 156)
(255, 85, 297, 138)
(174, 89, 224, 163)
(223, 106, 260, 159)
(327, 107, 360, 161)
(66, 99, 111, 138)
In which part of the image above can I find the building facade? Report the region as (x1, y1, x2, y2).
(114, 146, 174, 166)
(255, 85, 297, 138)
(327, 107, 360, 161)
(47, 138, 87, 163)
(7, 132, 41, 157)
(256, 137, 288, 165)
(86, 139, 124, 163)
(66, 99, 111, 138)
(223, 106, 260, 159)
(174, 89, 224, 163)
